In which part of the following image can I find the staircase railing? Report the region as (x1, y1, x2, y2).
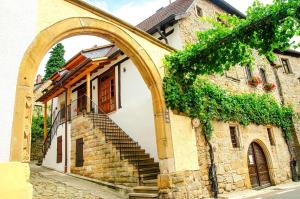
(70, 95, 142, 185)
(43, 106, 69, 156)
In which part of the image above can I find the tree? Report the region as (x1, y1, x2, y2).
(43, 43, 66, 80)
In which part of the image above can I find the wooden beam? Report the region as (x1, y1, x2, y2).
(43, 101, 47, 142)
(86, 72, 91, 112)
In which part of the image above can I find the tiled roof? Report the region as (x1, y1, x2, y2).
(136, 0, 194, 33)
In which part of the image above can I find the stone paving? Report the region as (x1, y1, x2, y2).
(30, 163, 127, 199)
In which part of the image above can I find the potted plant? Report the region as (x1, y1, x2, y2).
(263, 82, 276, 91)
(248, 76, 262, 87)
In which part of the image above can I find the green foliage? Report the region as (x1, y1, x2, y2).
(43, 43, 66, 80)
(163, 0, 299, 140)
(164, 78, 295, 139)
(31, 111, 50, 142)
(164, 0, 300, 85)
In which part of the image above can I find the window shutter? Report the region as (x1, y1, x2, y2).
(57, 136, 62, 163)
(76, 138, 84, 167)
(229, 126, 239, 148)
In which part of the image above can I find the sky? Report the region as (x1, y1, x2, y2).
(37, 0, 277, 78)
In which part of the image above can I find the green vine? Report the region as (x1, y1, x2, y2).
(164, 77, 294, 139)
(163, 0, 299, 139)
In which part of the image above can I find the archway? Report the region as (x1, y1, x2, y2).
(247, 141, 271, 189)
(10, 17, 174, 173)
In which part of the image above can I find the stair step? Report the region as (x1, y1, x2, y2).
(140, 173, 158, 180)
(122, 154, 150, 159)
(138, 163, 159, 169)
(128, 193, 158, 199)
(139, 167, 160, 174)
(133, 186, 158, 194)
(142, 179, 157, 186)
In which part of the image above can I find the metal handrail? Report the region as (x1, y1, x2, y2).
(70, 95, 142, 184)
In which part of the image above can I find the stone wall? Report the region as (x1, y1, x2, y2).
(70, 116, 139, 187)
(207, 121, 291, 194)
(30, 136, 43, 163)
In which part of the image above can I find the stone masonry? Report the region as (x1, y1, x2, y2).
(159, 0, 298, 198)
(70, 116, 139, 187)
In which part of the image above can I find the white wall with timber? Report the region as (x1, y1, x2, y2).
(54, 55, 158, 161)
(42, 123, 71, 173)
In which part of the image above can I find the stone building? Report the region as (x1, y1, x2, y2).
(34, 0, 300, 199)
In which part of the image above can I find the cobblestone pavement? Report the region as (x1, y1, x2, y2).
(30, 164, 127, 199)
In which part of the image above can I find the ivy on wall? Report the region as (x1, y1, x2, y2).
(163, 0, 300, 140)
(164, 77, 294, 139)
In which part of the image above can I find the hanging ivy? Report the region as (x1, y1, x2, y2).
(163, 0, 300, 139)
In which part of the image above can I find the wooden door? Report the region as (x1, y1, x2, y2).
(247, 142, 271, 189)
(77, 84, 87, 113)
(98, 71, 115, 113)
(57, 136, 62, 163)
(75, 138, 84, 167)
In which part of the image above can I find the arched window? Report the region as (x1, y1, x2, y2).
(195, 5, 203, 17)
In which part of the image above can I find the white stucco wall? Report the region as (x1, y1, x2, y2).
(42, 123, 71, 173)
(67, 56, 158, 160)
(0, 0, 37, 162)
(109, 59, 158, 161)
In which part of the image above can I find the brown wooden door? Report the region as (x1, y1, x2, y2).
(98, 72, 115, 113)
(77, 84, 87, 113)
(57, 136, 62, 163)
(247, 142, 271, 189)
(75, 138, 84, 167)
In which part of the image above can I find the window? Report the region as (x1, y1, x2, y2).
(267, 128, 275, 146)
(57, 136, 62, 163)
(195, 5, 203, 17)
(76, 138, 84, 167)
(98, 69, 116, 113)
(259, 68, 267, 84)
(281, 59, 292, 74)
(229, 126, 239, 148)
(245, 66, 252, 79)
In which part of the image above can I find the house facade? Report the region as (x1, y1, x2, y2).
(37, 0, 300, 198)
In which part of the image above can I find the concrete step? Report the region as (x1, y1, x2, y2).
(139, 167, 160, 174)
(142, 180, 157, 186)
(140, 173, 158, 181)
(128, 193, 158, 199)
(133, 186, 158, 194)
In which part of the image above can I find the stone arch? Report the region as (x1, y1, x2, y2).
(10, 17, 174, 172)
(244, 139, 275, 187)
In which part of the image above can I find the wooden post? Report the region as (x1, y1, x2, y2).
(86, 72, 91, 112)
(43, 101, 47, 142)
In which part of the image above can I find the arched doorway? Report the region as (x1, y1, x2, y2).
(247, 142, 271, 188)
(10, 17, 175, 174)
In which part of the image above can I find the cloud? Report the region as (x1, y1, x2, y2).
(112, 0, 170, 25)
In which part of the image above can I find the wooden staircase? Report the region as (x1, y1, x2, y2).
(88, 113, 159, 198)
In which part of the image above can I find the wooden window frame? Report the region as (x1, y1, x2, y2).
(75, 138, 84, 167)
(281, 58, 292, 74)
(259, 68, 268, 85)
(229, 125, 240, 148)
(267, 127, 275, 146)
(57, 136, 62, 163)
(195, 5, 203, 17)
(245, 66, 253, 79)
(98, 68, 116, 113)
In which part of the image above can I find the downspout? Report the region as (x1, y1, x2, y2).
(64, 88, 68, 173)
(204, 135, 218, 198)
(157, 26, 168, 44)
(270, 60, 298, 181)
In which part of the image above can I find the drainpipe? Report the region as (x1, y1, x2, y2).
(269, 60, 298, 181)
(64, 89, 68, 173)
(204, 135, 218, 198)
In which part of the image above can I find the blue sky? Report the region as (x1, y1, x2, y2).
(37, 0, 275, 77)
